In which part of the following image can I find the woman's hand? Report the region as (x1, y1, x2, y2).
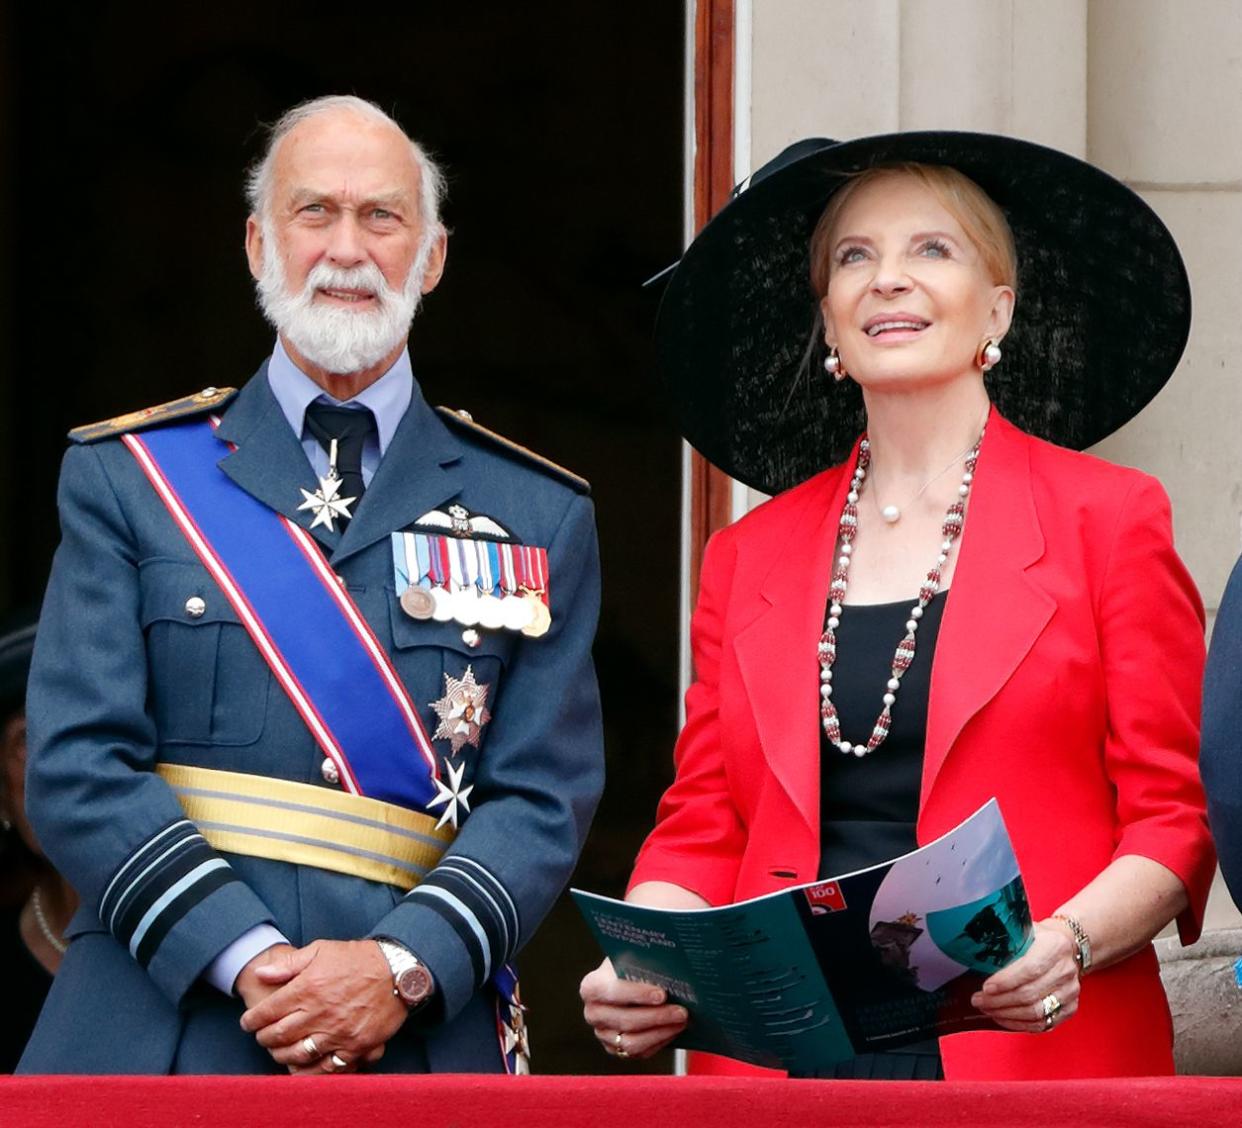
(970, 920, 1080, 1033)
(580, 958, 689, 1060)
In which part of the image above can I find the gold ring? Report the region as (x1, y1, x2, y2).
(328, 1052, 349, 1071)
(300, 1034, 320, 1059)
(614, 1031, 629, 1058)
(1041, 993, 1062, 1019)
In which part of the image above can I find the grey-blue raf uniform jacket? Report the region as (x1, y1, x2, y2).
(19, 368, 604, 1073)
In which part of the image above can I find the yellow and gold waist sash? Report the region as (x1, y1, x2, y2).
(156, 763, 455, 890)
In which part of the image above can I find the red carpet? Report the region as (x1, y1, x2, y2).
(3, 1075, 1241, 1126)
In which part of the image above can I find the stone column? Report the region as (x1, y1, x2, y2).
(1088, 0, 1242, 630)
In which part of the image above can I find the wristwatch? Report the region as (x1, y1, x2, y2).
(1050, 913, 1092, 976)
(375, 938, 435, 1008)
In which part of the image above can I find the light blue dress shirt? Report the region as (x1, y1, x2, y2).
(204, 339, 415, 994)
(266, 336, 414, 485)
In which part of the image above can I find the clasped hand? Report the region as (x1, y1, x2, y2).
(237, 939, 407, 1074)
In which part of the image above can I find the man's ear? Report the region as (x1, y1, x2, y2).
(419, 228, 448, 295)
(244, 215, 265, 282)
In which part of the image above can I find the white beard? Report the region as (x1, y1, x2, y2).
(256, 224, 433, 375)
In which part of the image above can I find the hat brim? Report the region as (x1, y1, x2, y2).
(656, 131, 1191, 495)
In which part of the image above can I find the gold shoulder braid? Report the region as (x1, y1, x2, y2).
(435, 406, 590, 495)
(69, 386, 238, 444)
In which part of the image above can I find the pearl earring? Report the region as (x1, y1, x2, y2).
(824, 347, 847, 382)
(977, 339, 1002, 371)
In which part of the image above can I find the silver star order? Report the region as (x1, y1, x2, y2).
(427, 757, 474, 830)
(429, 665, 492, 755)
(297, 470, 357, 532)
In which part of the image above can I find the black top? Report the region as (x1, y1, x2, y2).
(0, 904, 54, 1072)
(818, 592, 947, 881)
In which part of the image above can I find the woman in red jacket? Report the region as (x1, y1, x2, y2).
(581, 133, 1215, 1080)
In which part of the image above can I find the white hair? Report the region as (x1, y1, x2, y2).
(245, 94, 446, 231)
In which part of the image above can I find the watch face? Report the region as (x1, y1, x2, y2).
(395, 963, 435, 1007)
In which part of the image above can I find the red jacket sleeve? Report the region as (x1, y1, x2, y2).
(628, 529, 748, 905)
(1099, 474, 1214, 942)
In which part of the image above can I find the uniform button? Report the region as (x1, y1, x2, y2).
(201, 386, 219, 398)
(456, 409, 473, 422)
(461, 628, 481, 648)
(321, 758, 340, 785)
(185, 596, 207, 618)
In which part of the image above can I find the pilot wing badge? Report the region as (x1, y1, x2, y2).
(414, 504, 512, 541)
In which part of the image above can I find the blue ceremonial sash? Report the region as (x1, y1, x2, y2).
(124, 419, 440, 810)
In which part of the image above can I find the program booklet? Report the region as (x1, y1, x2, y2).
(573, 799, 1032, 1075)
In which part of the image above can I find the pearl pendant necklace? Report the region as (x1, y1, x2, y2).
(875, 436, 984, 524)
(818, 427, 984, 757)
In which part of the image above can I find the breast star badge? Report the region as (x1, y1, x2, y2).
(430, 665, 492, 755)
(427, 757, 474, 830)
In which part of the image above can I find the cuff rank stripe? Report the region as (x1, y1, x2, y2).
(404, 856, 520, 986)
(410, 885, 488, 985)
(440, 856, 520, 949)
(100, 818, 240, 966)
(420, 868, 508, 969)
(132, 861, 236, 967)
(100, 819, 198, 926)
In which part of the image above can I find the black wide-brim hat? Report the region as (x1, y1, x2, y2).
(656, 131, 1192, 495)
(0, 603, 38, 718)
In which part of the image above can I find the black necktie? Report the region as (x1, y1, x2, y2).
(303, 402, 377, 527)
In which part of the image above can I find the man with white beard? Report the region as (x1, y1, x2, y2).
(18, 96, 604, 1075)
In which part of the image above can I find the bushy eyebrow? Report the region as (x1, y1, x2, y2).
(286, 187, 412, 211)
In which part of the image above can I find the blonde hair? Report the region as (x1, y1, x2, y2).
(809, 163, 1017, 297)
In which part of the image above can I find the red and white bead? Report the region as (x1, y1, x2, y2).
(818, 429, 984, 757)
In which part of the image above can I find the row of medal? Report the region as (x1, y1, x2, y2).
(393, 532, 551, 638)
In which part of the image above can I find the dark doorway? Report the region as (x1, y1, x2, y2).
(2, 5, 683, 1073)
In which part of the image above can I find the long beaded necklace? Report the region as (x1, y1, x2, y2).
(818, 427, 983, 757)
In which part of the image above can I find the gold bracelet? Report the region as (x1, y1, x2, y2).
(1050, 913, 1092, 976)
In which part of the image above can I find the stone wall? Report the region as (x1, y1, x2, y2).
(735, 0, 1242, 934)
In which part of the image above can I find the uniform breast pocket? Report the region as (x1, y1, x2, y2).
(385, 589, 515, 750)
(139, 559, 270, 747)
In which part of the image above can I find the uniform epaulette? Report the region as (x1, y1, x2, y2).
(69, 387, 239, 444)
(435, 406, 591, 495)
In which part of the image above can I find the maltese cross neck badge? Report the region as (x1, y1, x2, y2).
(297, 439, 357, 532)
(430, 665, 492, 755)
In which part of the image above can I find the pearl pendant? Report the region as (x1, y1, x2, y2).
(880, 504, 901, 524)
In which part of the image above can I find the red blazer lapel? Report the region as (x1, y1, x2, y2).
(732, 442, 860, 837)
(922, 411, 1055, 808)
